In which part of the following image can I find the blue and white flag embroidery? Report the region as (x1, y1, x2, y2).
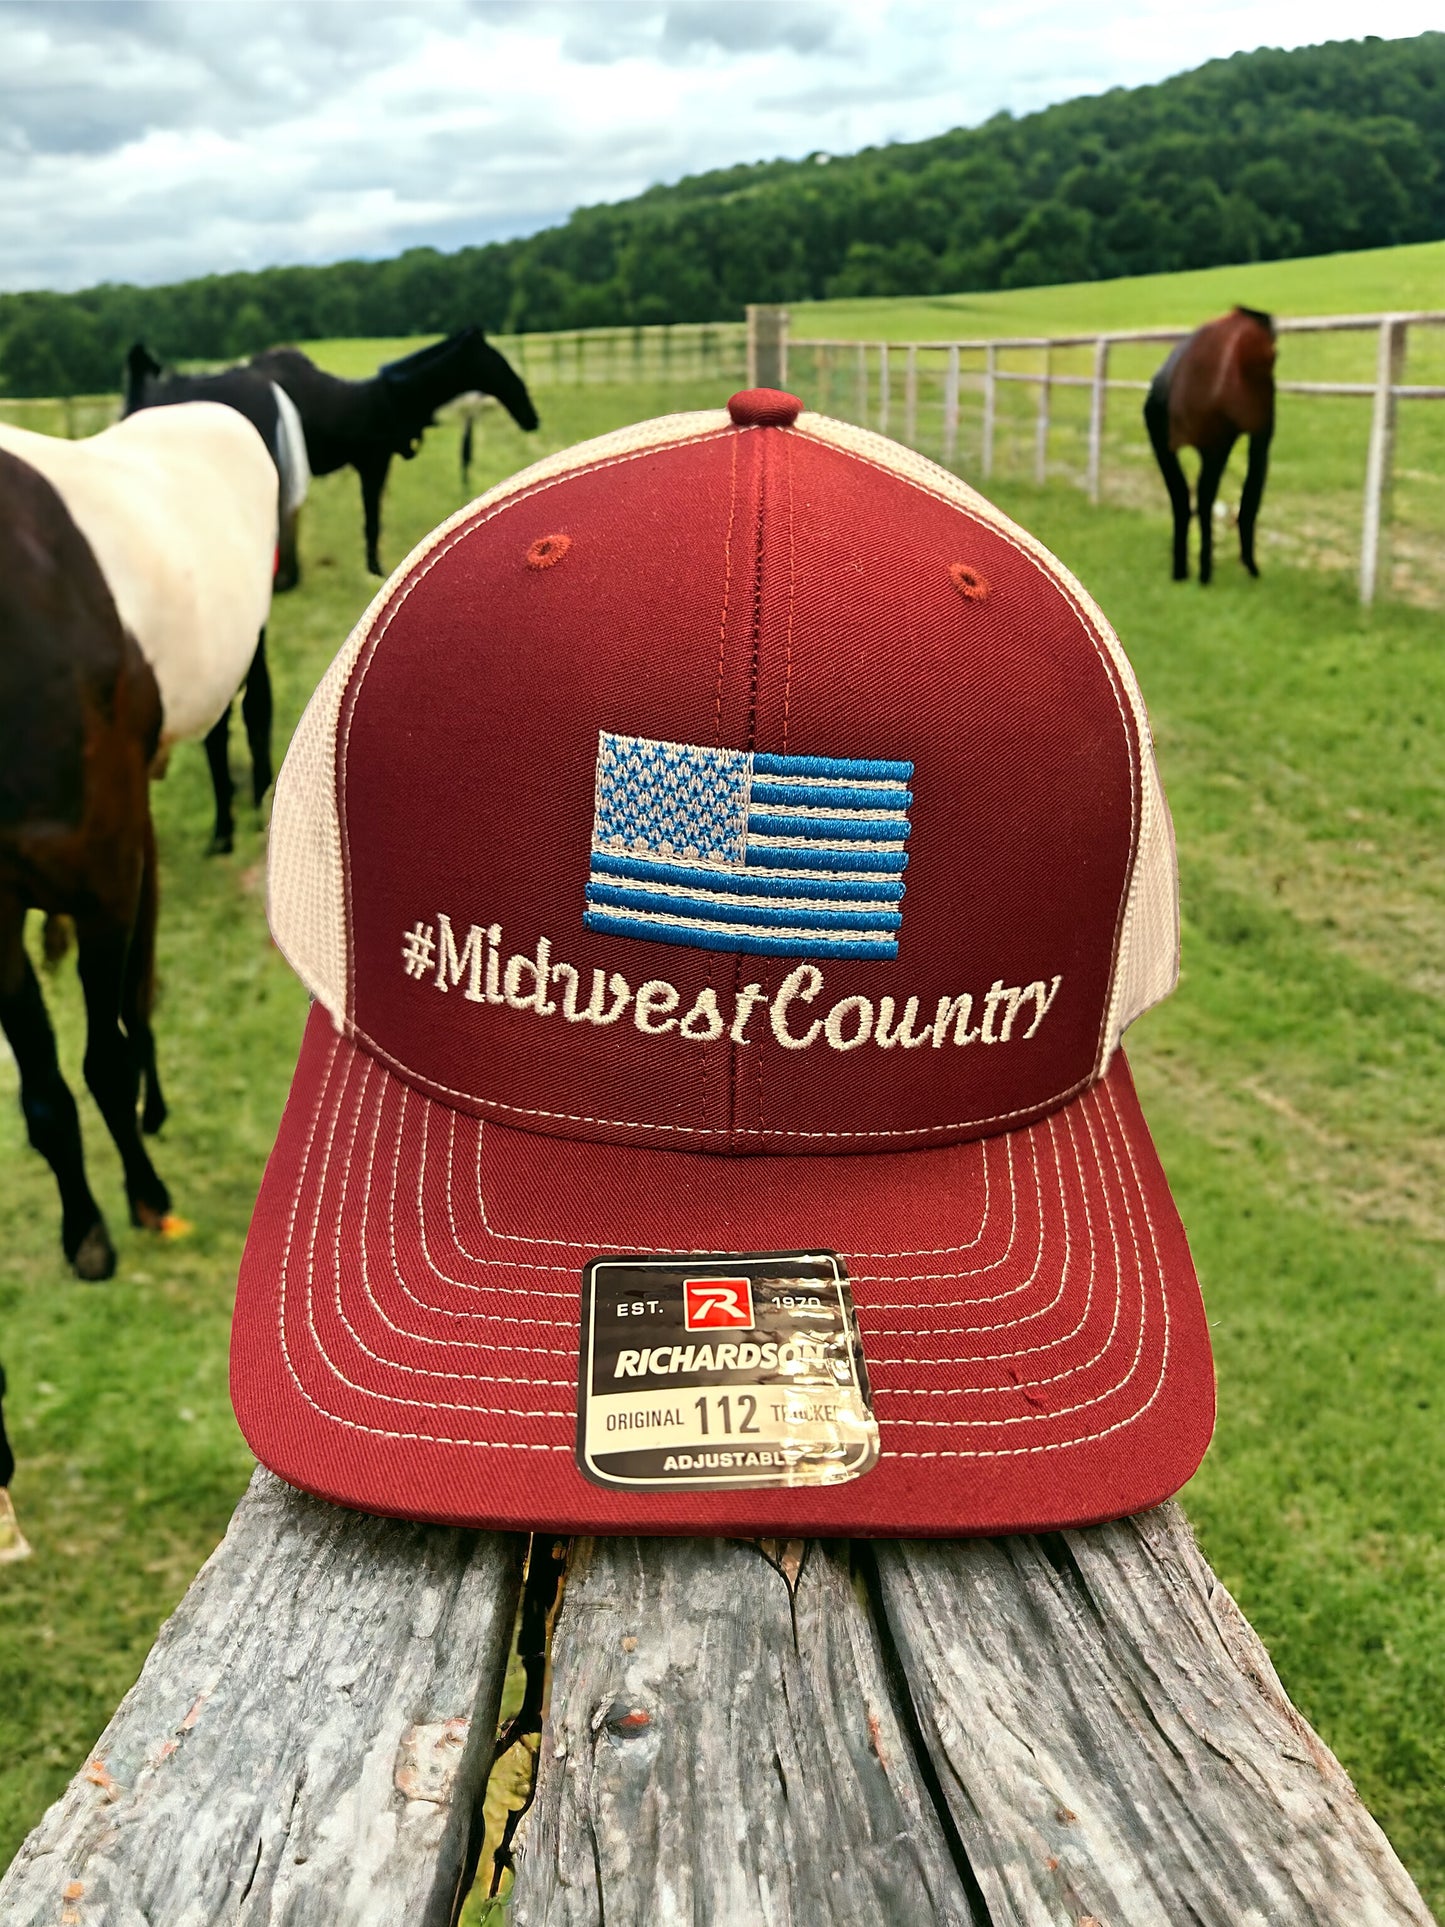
(585, 731, 913, 959)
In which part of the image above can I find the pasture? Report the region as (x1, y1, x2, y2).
(288, 239, 1445, 609)
(0, 364, 1442, 1914)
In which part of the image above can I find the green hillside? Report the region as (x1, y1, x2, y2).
(793, 237, 1445, 340)
(4, 30, 1444, 395)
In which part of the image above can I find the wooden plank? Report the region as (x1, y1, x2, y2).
(1034, 347, 1051, 485)
(0, 1468, 523, 1927)
(980, 342, 997, 479)
(1086, 336, 1110, 503)
(745, 307, 789, 393)
(1360, 315, 1407, 606)
(871, 1502, 1432, 1926)
(942, 344, 960, 467)
(509, 1535, 980, 1926)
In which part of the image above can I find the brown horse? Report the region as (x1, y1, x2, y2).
(1144, 307, 1276, 583)
(0, 446, 171, 1279)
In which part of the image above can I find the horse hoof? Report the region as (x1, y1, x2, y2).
(71, 1221, 116, 1282)
(130, 1192, 173, 1232)
(207, 832, 234, 857)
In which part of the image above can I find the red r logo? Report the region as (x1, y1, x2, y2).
(684, 1277, 755, 1331)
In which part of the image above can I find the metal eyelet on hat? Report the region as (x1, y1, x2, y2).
(526, 533, 571, 570)
(949, 562, 989, 601)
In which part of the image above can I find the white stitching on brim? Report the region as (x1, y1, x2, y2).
(268, 1035, 1174, 1460)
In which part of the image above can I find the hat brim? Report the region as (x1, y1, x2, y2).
(231, 1005, 1213, 1536)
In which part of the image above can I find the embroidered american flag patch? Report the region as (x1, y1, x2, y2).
(584, 731, 913, 959)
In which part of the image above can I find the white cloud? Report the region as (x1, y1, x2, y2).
(0, 0, 1439, 292)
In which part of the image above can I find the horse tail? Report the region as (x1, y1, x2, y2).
(270, 383, 311, 518)
(461, 416, 474, 490)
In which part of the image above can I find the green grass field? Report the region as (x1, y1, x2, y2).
(1, 361, 1442, 1911)
(791, 237, 1445, 340)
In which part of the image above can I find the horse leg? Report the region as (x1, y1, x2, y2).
(359, 454, 392, 577)
(1194, 437, 1236, 587)
(1238, 425, 1273, 578)
(123, 812, 166, 1137)
(275, 507, 302, 593)
(241, 629, 274, 809)
(75, 913, 171, 1235)
(0, 898, 113, 1279)
(205, 704, 236, 855)
(1144, 394, 1191, 581)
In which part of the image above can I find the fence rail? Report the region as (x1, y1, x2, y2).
(491, 319, 747, 389)
(771, 308, 1445, 607)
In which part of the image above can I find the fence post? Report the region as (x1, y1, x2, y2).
(1086, 337, 1110, 503)
(1359, 315, 1407, 606)
(1035, 346, 1051, 485)
(943, 345, 960, 467)
(746, 306, 789, 390)
(856, 341, 868, 423)
(981, 343, 997, 480)
(879, 343, 891, 436)
(904, 345, 918, 446)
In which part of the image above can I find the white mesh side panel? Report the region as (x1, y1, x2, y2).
(267, 408, 735, 1024)
(1105, 735, 1179, 1051)
(796, 411, 1180, 1060)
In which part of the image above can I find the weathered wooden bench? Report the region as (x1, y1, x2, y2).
(0, 1466, 1432, 1925)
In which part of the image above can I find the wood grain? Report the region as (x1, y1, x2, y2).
(0, 1467, 522, 1927)
(870, 1502, 1432, 1926)
(509, 1534, 979, 1926)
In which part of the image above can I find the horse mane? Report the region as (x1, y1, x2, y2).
(377, 329, 479, 385)
(1234, 305, 1275, 334)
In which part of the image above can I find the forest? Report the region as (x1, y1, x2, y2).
(2, 30, 1442, 395)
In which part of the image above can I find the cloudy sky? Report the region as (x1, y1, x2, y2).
(2, 0, 1439, 294)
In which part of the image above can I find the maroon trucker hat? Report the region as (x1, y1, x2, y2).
(231, 387, 1212, 1537)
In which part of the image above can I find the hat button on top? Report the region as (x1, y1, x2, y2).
(728, 387, 803, 428)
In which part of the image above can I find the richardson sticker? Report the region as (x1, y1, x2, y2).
(576, 1252, 880, 1491)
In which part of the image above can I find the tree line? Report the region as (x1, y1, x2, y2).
(3, 31, 1442, 396)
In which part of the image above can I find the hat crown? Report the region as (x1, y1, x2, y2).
(268, 405, 1177, 1156)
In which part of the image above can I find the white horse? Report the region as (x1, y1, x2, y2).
(0, 401, 277, 849)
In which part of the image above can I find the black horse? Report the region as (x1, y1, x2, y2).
(0, 1362, 13, 1492)
(0, 445, 171, 1279)
(122, 343, 298, 854)
(252, 327, 539, 575)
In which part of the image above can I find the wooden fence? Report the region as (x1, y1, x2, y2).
(773, 309, 1445, 606)
(490, 319, 747, 389)
(8, 306, 1443, 605)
